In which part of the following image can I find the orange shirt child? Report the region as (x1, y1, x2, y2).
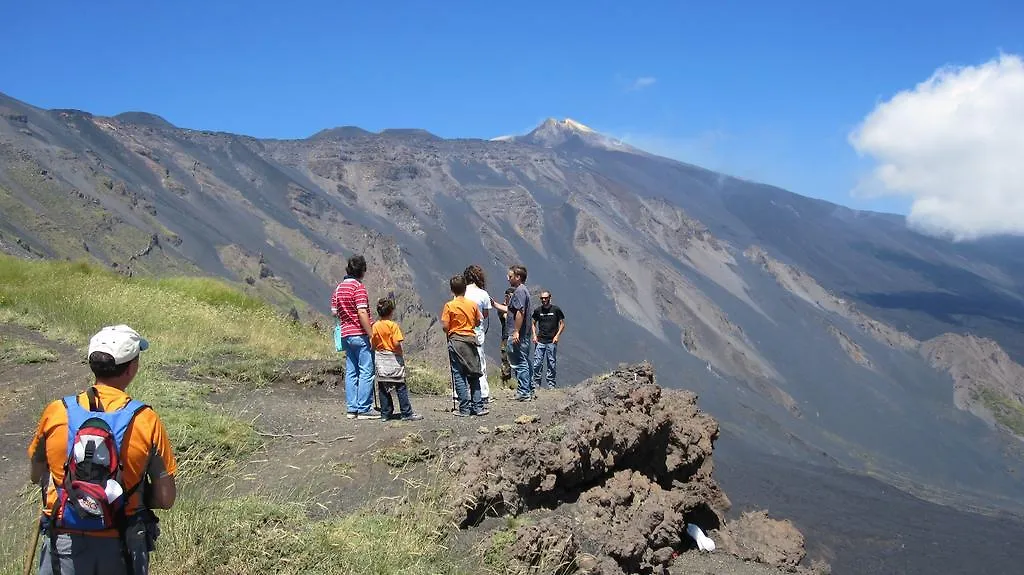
(442, 296, 481, 338)
(371, 319, 404, 354)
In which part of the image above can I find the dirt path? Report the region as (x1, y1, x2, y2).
(214, 373, 568, 514)
(0, 324, 89, 504)
(0, 324, 798, 574)
(0, 321, 567, 515)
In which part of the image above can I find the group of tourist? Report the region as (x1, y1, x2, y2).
(330, 255, 567, 419)
(20, 254, 567, 575)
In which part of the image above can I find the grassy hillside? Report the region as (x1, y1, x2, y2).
(0, 256, 464, 575)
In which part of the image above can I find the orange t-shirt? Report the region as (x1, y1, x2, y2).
(371, 319, 404, 353)
(442, 296, 481, 338)
(28, 384, 177, 536)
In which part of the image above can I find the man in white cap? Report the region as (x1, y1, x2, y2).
(28, 324, 177, 575)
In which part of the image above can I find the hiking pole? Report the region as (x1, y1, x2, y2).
(372, 373, 380, 412)
(23, 518, 40, 575)
(450, 357, 457, 413)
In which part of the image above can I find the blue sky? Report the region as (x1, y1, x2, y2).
(2, 0, 1022, 215)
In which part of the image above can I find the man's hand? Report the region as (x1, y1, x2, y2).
(553, 335, 559, 344)
(357, 308, 373, 335)
(532, 335, 538, 344)
(512, 331, 520, 344)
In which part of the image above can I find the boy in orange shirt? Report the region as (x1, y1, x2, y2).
(371, 297, 423, 421)
(441, 275, 487, 416)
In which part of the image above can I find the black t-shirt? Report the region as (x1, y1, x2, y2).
(532, 305, 564, 343)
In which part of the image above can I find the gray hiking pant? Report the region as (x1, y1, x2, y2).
(38, 526, 150, 575)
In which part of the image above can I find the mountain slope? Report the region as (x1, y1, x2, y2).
(2, 94, 1024, 512)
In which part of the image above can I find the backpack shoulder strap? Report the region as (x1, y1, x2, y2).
(109, 399, 150, 447)
(61, 394, 92, 454)
(86, 386, 103, 411)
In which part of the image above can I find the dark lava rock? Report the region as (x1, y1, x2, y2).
(445, 363, 812, 574)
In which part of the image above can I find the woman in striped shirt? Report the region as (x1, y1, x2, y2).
(331, 255, 377, 419)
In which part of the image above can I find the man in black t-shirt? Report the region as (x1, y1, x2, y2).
(531, 290, 565, 389)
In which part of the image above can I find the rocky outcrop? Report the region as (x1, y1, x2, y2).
(745, 246, 917, 351)
(716, 511, 808, 571)
(827, 324, 874, 370)
(922, 333, 1024, 436)
(446, 363, 813, 574)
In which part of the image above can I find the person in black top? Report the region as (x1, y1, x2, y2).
(531, 290, 565, 389)
(498, 287, 515, 385)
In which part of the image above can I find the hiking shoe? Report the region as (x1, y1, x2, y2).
(451, 410, 471, 417)
(515, 394, 533, 402)
(401, 413, 424, 421)
(355, 412, 377, 420)
(474, 409, 490, 416)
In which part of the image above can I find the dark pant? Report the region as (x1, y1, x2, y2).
(378, 380, 414, 419)
(532, 341, 557, 388)
(500, 337, 511, 382)
(449, 343, 483, 414)
(39, 526, 150, 575)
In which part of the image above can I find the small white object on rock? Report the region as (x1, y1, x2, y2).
(686, 523, 716, 552)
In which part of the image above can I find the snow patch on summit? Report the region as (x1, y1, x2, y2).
(517, 117, 646, 155)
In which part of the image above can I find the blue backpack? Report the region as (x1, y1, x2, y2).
(48, 388, 149, 534)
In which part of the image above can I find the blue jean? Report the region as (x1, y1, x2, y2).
(449, 343, 483, 415)
(507, 338, 533, 399)
(342, 334, 374, 414)
(379, 380, 414, 419)
(532, 341, 557, 388)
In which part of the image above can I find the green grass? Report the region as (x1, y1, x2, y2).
(189, 354, 289, 386)
(407, 361, 451, 395)
(0, 255, 333, 367)
(978, 388, 1024, 436)
(0, 488, 37, 575)
(543, 423, 568, 442)
(151, 276, 269, 312)
(374, 433, 436, 468)
(480, 516, 531, 570)
(0, 256, 471, 575)
(151, 474, 467, 575)
(0, 338, 58, 364)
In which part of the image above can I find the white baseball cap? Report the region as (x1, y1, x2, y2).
(87, 324, 149, 365)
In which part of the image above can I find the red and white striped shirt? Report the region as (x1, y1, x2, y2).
(331, 278, 370, 338)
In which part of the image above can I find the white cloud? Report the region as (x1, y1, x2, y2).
(628, 76, 657, 91)
(849, 53, 1024, 240)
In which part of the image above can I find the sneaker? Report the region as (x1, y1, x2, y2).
(451, 410, 471, 417)
(515, 394, 533, 402)
(355, 412, 377, 420)
(401, 413, 424, 421)
(346, 412, 357, 419)
(474, 409, 490, 416)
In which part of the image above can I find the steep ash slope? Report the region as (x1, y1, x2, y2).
(2, 95, 1024, 510)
